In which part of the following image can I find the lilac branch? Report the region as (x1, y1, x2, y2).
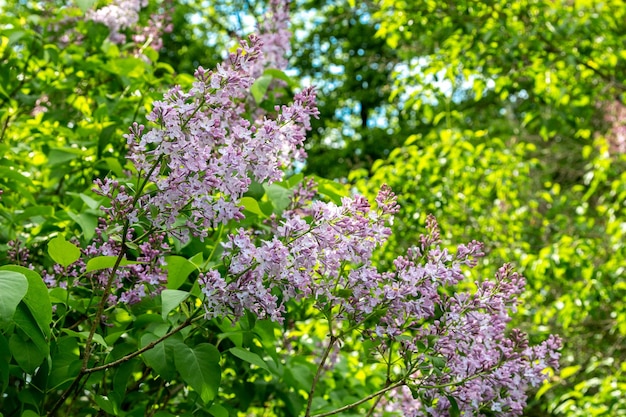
(311, 381, 406, 417)
(84, 314, 203, 374)
(304, 333, 339, 417)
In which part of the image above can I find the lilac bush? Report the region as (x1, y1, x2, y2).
(198, 182, 561, 416)
(116, 36, 317, 242)
(88, 0, 173, 51)
(0, 2, 561, 416)
(51, 32, 559, 414)
(254, 0, 292, 75)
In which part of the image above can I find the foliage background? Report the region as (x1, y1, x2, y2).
(295, 1, 626, 414)
(1, 0, 625, 416)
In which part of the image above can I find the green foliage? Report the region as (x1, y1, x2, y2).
(340, 0, 626, 415)
(0, 271, 28, 322)
(294, 0, 405, 178)
(173, 343, 221, 404)
(1, 0, 622, 415)
(47, 236, 81, 267)
(0, 4, 163, 258)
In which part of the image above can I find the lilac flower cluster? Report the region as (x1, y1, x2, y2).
(406, 263, 562, 416)
(87, 0, 147, 45)
(363, 219, 562, 416)
(42, 219, 168, 305)
(40, 178, 168, 305)
(65, 10, 559, 413)
(379, 333, 562, 417)
(87, 0, 173, 53)
(6, 239, 31, 267)
(70, 34, 315, 311)
(131, 0, 174, 52)
(84, 219, 168, 305)
(198, 187, 560, 415)
(253, 0, 292, 75)
(118, 35, 318, 242)
(199, 184, 398, 323)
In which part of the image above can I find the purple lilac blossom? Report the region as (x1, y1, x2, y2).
(199, 185, 399, 324)
(253, 0, 292, 76)
(87, 0, 147, 44)
(131, 0, 174, 52)
(87, 0, 173, 54)
(198, 188, 560, 415)
(407, 264, 561, 416)
(42, 218, 168, 306)
(119, 35, 318, 242)
(74, 7, 559, 411)
(84, 35, 316, 308)
(86, 219, 168, 305)
(7, 239, 31, 267)
(371, 219, 562, 417)
(42, 180, 169, 306)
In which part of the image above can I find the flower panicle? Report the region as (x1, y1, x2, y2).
(115, 35, 318, 242)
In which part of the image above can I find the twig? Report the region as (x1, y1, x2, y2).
(84, 315, 201, 374)
(311, 381, 405, 417)
(304, 334, 337, 417)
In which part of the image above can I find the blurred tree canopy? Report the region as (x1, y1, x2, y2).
(341, 1, 626, 415)
(287, 0, 626, 415)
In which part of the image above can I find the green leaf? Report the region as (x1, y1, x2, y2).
(49, 287, 68, 304)
(66, 192, 101, 210)
(188, 252, 204, 268)
(10, 332, 46, 374)
(0, 266, 51, 338)
(284, 361, 314, 392)
(85, 255, 141, 272)
(74, 0, 96, 13)
(140, 333, 178, 381)
(48, 337, 81, 390)
(446, 395, 460, 417)
(62, 329, 108, 348)
(106, 57, 146, 79)
(263, 183, 291, 213)
(161, 290, 190, 320)
(0, 168, 35, 199)
(14, 205, 54, 222)
(0, 166, 29, 186)
(111, 359, 137, 397)
(208, 403, 229, 417)
(48, 236, 81, 267)
(21, 410, 41, 417)
(174, 343, 221, 404)
(0, 271, 28, 322)
(536, 379, 554, 399)
(0, 333, 10, 392)
(240, 196, 269, 217)
(66, 210, 98, 242)
(312, 176, 349, 205)
(102, 157, 125, 177)
(284, 173, 304, 188)
(229, 347, 270, 372)
(47, 148, 84, 166)
(94, 394, 119, 415)
(165, 256, 197, 289)
(13, 303, 49, 356)
(263, 68, 293, 85)
(251, 74, 273, 104)
(560, 365, 581, 379)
